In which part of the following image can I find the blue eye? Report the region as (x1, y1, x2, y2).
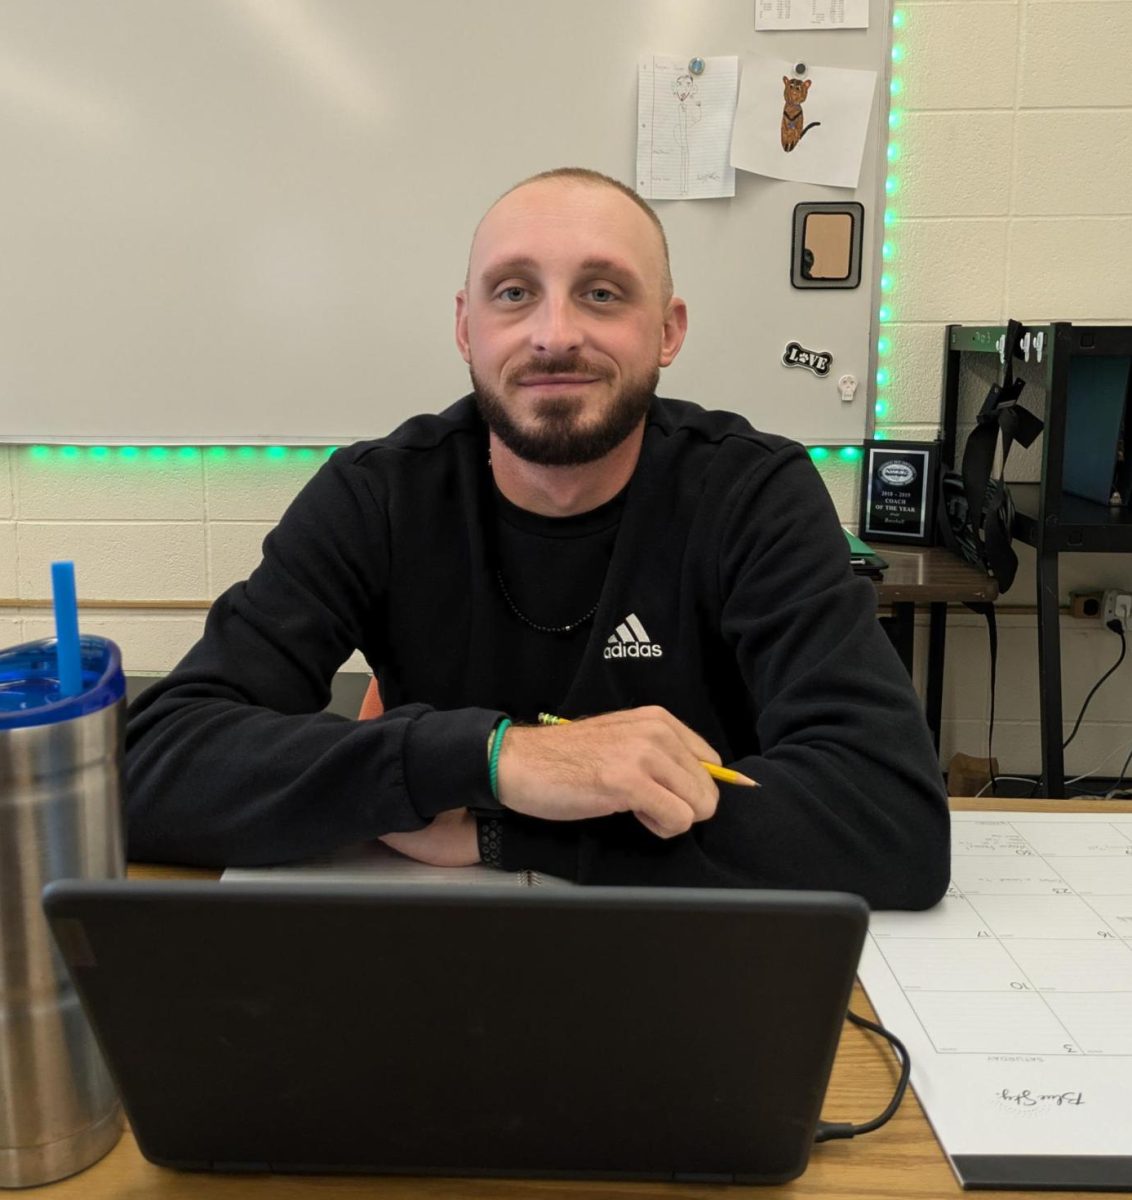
(589, 288, 617, 303)
(499, 286, 527, 302)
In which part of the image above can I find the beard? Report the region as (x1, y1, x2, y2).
(471, 357, 658, 467)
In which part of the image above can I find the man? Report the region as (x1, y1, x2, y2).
(126, 167, 949, 907)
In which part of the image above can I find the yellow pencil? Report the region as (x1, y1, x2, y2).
(536, 713, 759, 788)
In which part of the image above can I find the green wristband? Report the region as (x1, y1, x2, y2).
(488, 717, 512, 802)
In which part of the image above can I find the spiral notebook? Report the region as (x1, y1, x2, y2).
(221, 839, 571, 887)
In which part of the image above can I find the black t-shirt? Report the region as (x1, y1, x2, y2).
(490, 482, 625, 722)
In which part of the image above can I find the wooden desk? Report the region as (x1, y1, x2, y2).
(874, 547, 999, 750)
(25, 798, 1128, 1200)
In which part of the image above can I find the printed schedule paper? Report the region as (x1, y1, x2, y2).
(756, 0, 870, 29)
(858, 811, 1132, 1191)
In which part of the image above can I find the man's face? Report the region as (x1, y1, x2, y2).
(455, 180, 686, 466)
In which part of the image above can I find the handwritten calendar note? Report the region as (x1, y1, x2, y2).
(858, 812, 1132, 1190)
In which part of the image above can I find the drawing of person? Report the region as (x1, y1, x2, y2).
(672, 74, 702, 194)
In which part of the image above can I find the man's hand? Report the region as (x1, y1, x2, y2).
(496, 706, 720, 839)
(379, 807, 480, 867)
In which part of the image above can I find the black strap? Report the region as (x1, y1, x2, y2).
(954, 320, 1044, 594)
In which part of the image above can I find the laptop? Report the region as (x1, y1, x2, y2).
(43, 881, 868, 1184)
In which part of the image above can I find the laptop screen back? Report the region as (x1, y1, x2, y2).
(45, 882, 867, 1184)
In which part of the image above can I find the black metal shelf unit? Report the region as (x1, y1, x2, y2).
(942, 322, 1132, 797)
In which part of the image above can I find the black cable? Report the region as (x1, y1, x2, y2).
(1063, 620, 1126, 752)
(1109, 743, 1132, 798)
(814, 1010, 911, 1143)
(973, 604, 1001, 796)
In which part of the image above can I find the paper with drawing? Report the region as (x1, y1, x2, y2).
(731, 57, 877, 188)
(636, 55, 738, 200)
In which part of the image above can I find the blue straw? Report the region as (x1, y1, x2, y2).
(51, 561, 83, 697)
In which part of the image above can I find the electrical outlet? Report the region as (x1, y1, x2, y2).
(1102, 590, 1132, 631)
(1070, 590, 1105, 619)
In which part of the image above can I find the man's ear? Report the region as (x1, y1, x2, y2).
(658, 297, 688, 368)
(455, 289, 471, 364)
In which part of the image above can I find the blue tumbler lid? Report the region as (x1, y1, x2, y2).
(0, 636, 125, 730)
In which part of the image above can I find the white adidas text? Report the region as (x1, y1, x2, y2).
(603, 612, 664, 659)
(604, 642, 664, 659)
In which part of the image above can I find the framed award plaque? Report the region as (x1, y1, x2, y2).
(858, 439, 940, 546)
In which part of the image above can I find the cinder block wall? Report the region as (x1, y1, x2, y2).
(2, 0, 1131, 784)
(886, 0, 1132, 781)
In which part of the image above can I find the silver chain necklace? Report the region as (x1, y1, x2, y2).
(495, 570, 600, 635)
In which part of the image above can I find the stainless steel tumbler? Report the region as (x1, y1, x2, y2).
(0, 636, 125, 1187)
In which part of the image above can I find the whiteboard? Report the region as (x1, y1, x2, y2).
(0, 0, 891, 445)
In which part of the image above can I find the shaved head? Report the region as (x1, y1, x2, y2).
(469, 168, 673, 303)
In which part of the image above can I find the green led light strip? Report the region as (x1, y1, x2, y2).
(873, 6, 906, 440)
(24, 444, 860, 465)
(26, 445, 339, 462)
(809, 447, 862, 463)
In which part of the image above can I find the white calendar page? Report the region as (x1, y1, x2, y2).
(858, 811, 1132, 1188)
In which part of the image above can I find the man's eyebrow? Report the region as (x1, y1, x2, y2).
(577, 257, 642, 282)
(477, 256, 645, 287)
(478, 256, 539, 286)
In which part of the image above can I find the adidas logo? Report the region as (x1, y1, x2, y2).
(603, 613, 664, 659)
